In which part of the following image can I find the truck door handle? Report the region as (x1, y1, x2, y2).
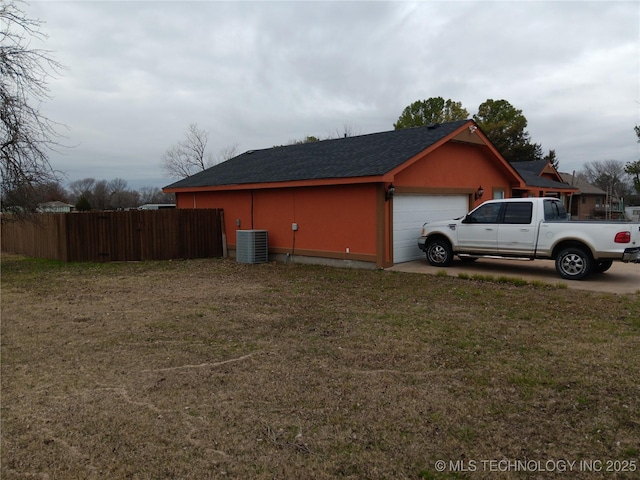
(520, 228, 530, 232)
(485, 228, 494, 231)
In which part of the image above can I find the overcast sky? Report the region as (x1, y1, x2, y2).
(29, 1, 640, 190)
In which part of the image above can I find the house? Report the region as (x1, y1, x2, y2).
(558, 173, 627, 220)
(625, 206, 640, 221)
(559, 173, 607, 219)
(624, 194, 640, 221)
(138, 203, 176, 210)
(36, 201, 74, 213)
(163, 120, 571, 268)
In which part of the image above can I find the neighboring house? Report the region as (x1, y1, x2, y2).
(558, 173, 626, 220)
(37, 201, 74, 213)
(509, 160, 577, 203)
(163, 120, 571, 268)
(138, 203, 176, 210)
(625, 206, 640, 221)
(624, 195, 640, 221)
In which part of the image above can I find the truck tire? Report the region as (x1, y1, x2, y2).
(425, 238, 453, 267)
(593, 259, 613, 273)
(555, 247, 592, 280)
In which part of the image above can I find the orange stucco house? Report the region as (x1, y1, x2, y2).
(163, 120, 574, 268)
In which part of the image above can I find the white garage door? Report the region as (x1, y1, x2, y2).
(393, 195, 469, 263)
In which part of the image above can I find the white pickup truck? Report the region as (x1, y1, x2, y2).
(417, 197, 640, 280)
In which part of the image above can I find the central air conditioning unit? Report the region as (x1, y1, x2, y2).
(236, 230, 268, 264)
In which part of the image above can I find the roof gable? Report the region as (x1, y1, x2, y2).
(510, 161, 572, 189)
(165, 120, 471, 189)
(513, 159, 548, 174)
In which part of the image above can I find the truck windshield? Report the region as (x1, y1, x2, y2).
(544, 200, 568, 221)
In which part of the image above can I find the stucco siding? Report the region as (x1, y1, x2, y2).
(394, 142, 513, 206)
(177, 184, 380, 260)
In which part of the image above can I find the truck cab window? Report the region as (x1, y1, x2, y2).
(503, 202, 533, 224)
(464, 203, 501, 223)
(544, 200, 568, 221)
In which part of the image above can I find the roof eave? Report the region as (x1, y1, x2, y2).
(163, 175, 387, 193)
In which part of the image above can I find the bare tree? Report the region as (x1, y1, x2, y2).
(68, 178, 96, 203)
(334, 124, 361, 138)
(137, 186, 174, 205)
(162, 124, 238, 179)
(626, 126, 640, 194)
(108, 177, 134, 209)
(218, 142, 239, 163)
(0, 178, 68, 209)
(161, 124, 213, 178)
(1, 1, 66, 212)
(68, 177, 142, 210)
(91, 179, 110, 210)
(580, 159, 633, 197)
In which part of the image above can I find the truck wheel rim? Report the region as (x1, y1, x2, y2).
(561, 253, 585, 275)
(429, 246, 446, 263)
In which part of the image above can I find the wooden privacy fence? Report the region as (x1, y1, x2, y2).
(1, 209, 224, 262)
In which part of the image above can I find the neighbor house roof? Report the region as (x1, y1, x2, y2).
(559, 173, 607, 195)
(165, 120, 471, 190)
(510, 160, 574, 190)
(37, 201, 74, 209)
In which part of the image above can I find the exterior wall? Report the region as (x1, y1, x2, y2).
(176, 189, 253, 230)
(176, 184, 382, 264)
(570, 194, 599, 220)
(569, 194, 629, 220)
(393, 142, 514, 207)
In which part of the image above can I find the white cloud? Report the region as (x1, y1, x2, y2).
(29, 0, 640, 189)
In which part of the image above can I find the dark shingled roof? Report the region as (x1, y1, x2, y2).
(165, 120, 470, 189)
(510, 160, 573, 189)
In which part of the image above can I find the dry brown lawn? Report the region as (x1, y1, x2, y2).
(1, 253, 639, 479)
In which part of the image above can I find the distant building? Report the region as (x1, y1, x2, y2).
(37, 201, 75, 213)
(138, 203, 176, 210)
(625, 206, 640, 221)
(559, 173, 625, 220)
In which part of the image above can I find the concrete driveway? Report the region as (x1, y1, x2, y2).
(389, 257, 640, 294)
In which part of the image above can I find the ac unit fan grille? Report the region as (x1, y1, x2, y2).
(236, 230, 268, 264)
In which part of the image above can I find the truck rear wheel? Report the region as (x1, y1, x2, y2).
(593, 259, 613, 273)
(555, 247, 592, 280)
(425, 238, 453, 267)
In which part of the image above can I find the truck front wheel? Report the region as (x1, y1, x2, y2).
(425, 238, 453, 267)
(555, 247, 592, 280)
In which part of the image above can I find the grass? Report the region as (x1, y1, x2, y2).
(1, 253, 639, 479)
(456, 271, 568, 289)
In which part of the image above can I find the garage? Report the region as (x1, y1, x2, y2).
(166, 120, 526, 268)
(393, 195, 469, 263)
